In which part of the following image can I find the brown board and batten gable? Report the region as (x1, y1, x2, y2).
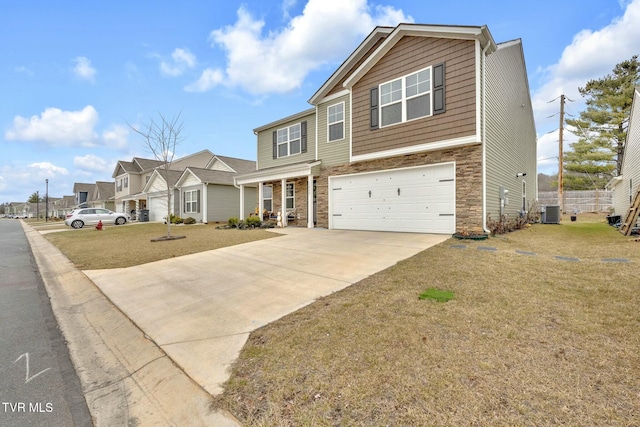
(342, 24, 497, 161)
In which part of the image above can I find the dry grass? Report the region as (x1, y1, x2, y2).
(215, 213, 640, 426)
(43, 222, 278, 269)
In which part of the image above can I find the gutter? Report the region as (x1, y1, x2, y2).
(481, 42, 491, 234)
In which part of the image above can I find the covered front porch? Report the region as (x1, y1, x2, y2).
(235, 161, 321, 228)
(120, 195, 147, 221)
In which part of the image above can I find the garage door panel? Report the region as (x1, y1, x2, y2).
(330, 163, 455, 234)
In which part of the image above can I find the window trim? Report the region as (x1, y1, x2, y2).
(263, 184, 273, 212)
(276, 123, 302, 158)
(184, 189, 199, 214)
(327, 101, 345, 142)
(378, 65, 433, 128)
(286, 182, 295, 210)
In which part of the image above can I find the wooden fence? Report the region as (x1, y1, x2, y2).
(537, 190, 612, 213)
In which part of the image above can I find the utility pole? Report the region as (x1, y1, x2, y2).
(558, 94, 565, 216)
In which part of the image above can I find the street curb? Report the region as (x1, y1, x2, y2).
(21, 221, 241, 426)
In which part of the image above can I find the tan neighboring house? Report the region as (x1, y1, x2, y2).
(88, 181, 115, 210)
(235, 23, 537, 234)
(607, 86, 640, 226)
(112, 157, 165, 217)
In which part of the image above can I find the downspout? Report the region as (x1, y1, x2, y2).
(481, 42, 490, 234)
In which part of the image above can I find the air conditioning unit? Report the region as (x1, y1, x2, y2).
(542, 205, 561, 224)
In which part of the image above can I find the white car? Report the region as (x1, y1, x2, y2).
(65, 208, 130, 229)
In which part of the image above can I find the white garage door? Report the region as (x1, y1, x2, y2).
(148, 196, 167, 222)
(330, 163, 455, 234)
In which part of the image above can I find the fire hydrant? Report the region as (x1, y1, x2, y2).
(95, 220, 103, 231)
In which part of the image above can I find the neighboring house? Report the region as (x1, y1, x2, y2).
(174, 155, 257, 223)
(112, 157, 165, 216)
(607, 86, 640, 224)
(53, 195, 77, 218)
(88, 181, 116, 210)
(142, 168, 183, 222)
(73, 182, 95, 207)
(235, 23, 537, 234)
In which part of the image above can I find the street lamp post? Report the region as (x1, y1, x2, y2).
(45, 179, 49, 222)
(36, 191, 39, 219)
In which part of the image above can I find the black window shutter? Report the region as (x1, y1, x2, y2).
(433, 62, 446, 115)
(272, 131, 277, 159)
(370, 87, 379, 130)
(197, 189, 201, 213)
(301, 121, 307, 153)
(183, 192, 186, 212)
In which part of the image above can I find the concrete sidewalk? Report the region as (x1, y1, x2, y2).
(83, 228, 448, 396)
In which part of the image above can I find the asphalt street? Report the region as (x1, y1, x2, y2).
(0, 219, 92, 427)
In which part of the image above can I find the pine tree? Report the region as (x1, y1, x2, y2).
(565, 55, 640, 188)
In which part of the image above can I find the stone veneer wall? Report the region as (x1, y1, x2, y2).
(315, 144, 484, 233)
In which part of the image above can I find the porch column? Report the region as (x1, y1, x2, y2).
(258, 182, 264, 219)
(307, 175, 314, 228)
(281, 178, 287, 227)
(239, 184, 245, 220)
(202, 183, 208, 223)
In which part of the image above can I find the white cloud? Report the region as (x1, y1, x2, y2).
(160, 48, 197, 76)
(188, 0, 413, 94)
(532, 0, 640, 131)
(29, 162, 70, 177)
(5, 106, 99, 147)
(101, 124, 129, 150)
(73, 56, 97, 82)
(184, 68, 225, 92)
(73, 154, 112, 174)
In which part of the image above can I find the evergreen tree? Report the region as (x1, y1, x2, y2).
(27, 192, 43, 203)
(565, 55, 640, 186)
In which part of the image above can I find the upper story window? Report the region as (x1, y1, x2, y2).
(328, 102, 344, 142)
(272, 121, 307, 159)
(277, 124, 301, 157)
(124, 177, 128, 188)
(380, 66, 432, 127)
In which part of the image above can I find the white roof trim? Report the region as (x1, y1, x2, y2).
(350, 135, 479, 163)
(235, 161, 321, 186)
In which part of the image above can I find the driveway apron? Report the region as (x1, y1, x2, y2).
(83, 228, 448, 395)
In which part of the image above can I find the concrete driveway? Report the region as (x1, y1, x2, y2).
(83, 227, 448, 395)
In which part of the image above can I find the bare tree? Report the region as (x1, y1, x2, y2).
(130, 112, 185, 238)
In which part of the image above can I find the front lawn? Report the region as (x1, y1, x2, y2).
(215, 214, 640, 426)
(43, 222, 278, 269)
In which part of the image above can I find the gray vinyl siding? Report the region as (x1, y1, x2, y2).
(484, 40, 537, 219)
(257, 112, 317, 170)
(317, 94, 351, 166)
(615, 87, 640, 216)
(206, 184, 257, 222)
(181, 184, 203, 222)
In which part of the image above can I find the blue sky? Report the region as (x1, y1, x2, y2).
(2, 0, 639, 203)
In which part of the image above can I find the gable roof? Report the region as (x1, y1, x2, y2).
(178, 167, 238, 186)
(142, 168, 184, 193)
(343, 23, 497, 90)
(309, 26, 394, 104)
(211, 155, 256, 175)
(94, 181, 115, 201)
(73, 182, 95, 194)
(171, 149, 215, 170)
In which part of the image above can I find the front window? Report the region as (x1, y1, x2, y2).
(277, 123, 301, 158)
(286, 183, 295, 210)
(380, 66, 432, 127)
(263, 185, 273, 212)
(328, 102, 344, 141)
(124, 177, 128, 188)
(184, 190, 198, 213)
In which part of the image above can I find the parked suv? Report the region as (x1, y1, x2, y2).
(64, 208, 130, 229)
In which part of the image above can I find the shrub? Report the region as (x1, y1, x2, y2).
(228, 217, 239, 228)
(260, 219, 277, 229)
(169, 215, 183, 224)
(183, 217, 196, 225)
(245, 216, 262, 228)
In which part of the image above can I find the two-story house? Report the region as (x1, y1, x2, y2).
(112, 157, 165, 217)
(235, 23, 537, 234)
